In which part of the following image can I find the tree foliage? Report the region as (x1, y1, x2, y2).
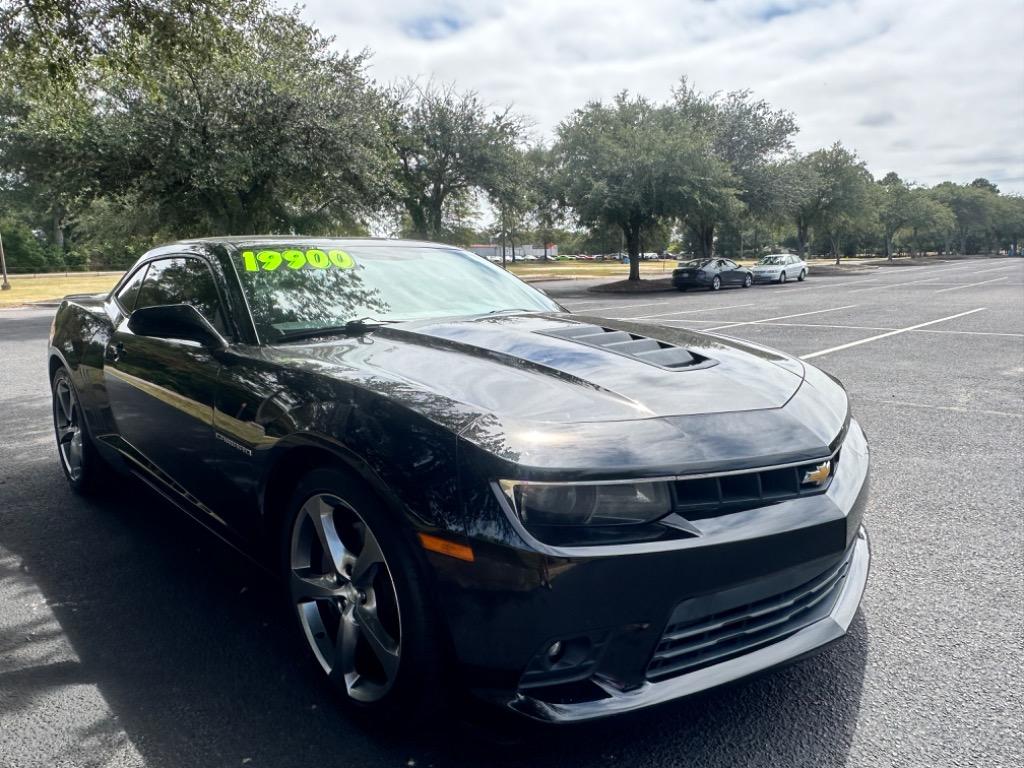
(0, 4, 1020, 275)
(551, 92, 730, 281)
(386, 80, 527, 241)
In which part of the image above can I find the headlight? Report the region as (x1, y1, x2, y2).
(499, 480, 672, 527)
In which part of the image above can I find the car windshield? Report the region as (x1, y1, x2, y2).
(759, 256, 787, 265)
(680, 259, 712, 268)
(232, 243, 561, 342)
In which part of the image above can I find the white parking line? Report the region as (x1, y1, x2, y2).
(660, 319, 1024, 338)
(566, 300, 678, 313)
(933, 276, 1008, 293)
(617, 303, 755, 320)
(801, 308, 987, 359)
(857, 398, 1023, 419)
(702, 305, 859, 332)
(849, 276, 945, 293)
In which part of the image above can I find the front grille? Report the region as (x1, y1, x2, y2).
(673, 453, 839, 521)
(646, 545, 854, 681)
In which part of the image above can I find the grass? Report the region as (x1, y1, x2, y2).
(0, 272, 122, 307)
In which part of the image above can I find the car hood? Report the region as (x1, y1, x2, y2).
(271, 313, 804, 421)
(261, 312, 848, 473)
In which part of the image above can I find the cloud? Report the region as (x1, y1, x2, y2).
(858, 110, 896, 127)
(302, 0, 1024, 193)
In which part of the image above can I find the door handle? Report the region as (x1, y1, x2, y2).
(105, 342, 125, 363)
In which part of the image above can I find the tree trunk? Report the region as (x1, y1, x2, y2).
(796, 216, 809, 258)
(959, 229, 968, 255)
(52, 201, 66, 257)
(692, 222, 715, 259)
(885, 230, 893, 261)
(832, 236, 841, 266)
(624, 224, 641, 281)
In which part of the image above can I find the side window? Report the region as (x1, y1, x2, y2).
(115, 264, 149, 313)
(135, 257, 228, 335)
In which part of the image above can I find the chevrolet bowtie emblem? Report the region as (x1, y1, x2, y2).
(802, 460, 832, 486)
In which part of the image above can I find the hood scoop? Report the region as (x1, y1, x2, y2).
(539, 323, 717, 371)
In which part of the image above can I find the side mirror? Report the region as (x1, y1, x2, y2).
(128, 304, 225, 348)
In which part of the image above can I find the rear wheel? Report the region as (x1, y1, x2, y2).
(711, 276, 722, 291)
(779, 271, 787, 284)
(51, 367, 110, 495)
(743, 274, 752, 288)
(283, 467, 447, 721)
(798, 269, 807, 281)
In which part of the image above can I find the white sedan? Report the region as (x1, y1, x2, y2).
(751, 253, 808, 284)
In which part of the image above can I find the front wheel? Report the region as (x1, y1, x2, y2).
(283, 467, 447, 721)
(798, 269, 807, 281)
(778, 271, 788, 284)
(743, 274, 752, 288)
(51, 367, 111, 495)
(711, 276, 722, 291)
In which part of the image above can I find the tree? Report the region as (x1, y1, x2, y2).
(105, 10, 392, 235)
(672, 79, 797, 258)
(992, 195, 1024, 256)
(876, 172, 914, 260)
(904, 190, 955, 257)
(386, 80, 527, 241)
(552, 92, 728, 281)
(795, 144, 873, 264)
(0, 0, 268, 84)
(931, 182, 998, 254)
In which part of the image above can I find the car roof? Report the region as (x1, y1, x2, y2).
(173, 236, 454, 251)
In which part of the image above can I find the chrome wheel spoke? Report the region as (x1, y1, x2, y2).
(302, 497, 351, 577)
(334, 609, 360, 681)
(290, 569, 344, 601)
(355, 602, 400, 679)
(351, 527, 384, 588)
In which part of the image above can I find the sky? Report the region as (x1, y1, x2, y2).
(300, 0, 1024, 193)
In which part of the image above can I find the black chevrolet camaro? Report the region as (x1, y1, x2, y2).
(48, 237, 870, 723)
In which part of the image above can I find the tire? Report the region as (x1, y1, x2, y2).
(51, 366, 111, 495)
(282, 467, 447, 723)
(711, 276, 722, 291)
(798, 269, 807, 282)
(743, 274, 752, 288)
(778, 271, 787, 284)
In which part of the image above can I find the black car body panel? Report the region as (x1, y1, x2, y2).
(673, 258, 753, 289)
(48, 237, 870, 722)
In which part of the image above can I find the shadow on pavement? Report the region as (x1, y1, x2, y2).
(0, 456, 869, 768)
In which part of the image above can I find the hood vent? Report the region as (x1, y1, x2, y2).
(540, 323, 717, 371)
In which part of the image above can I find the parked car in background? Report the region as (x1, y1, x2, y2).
(673, 258, 753, 291)
(752, 253, 808, 284)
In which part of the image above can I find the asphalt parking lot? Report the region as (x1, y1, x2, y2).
(1, 256, 1022, 768)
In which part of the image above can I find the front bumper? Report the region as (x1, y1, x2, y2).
(511, 527, 869, 722)
(432, 420, 870, 722)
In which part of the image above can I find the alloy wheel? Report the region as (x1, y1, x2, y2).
(289, 493, 402, 702)
(53, 377, 84, 481)
(779, 271, 787, 284)
(712, 276, 721, 290)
